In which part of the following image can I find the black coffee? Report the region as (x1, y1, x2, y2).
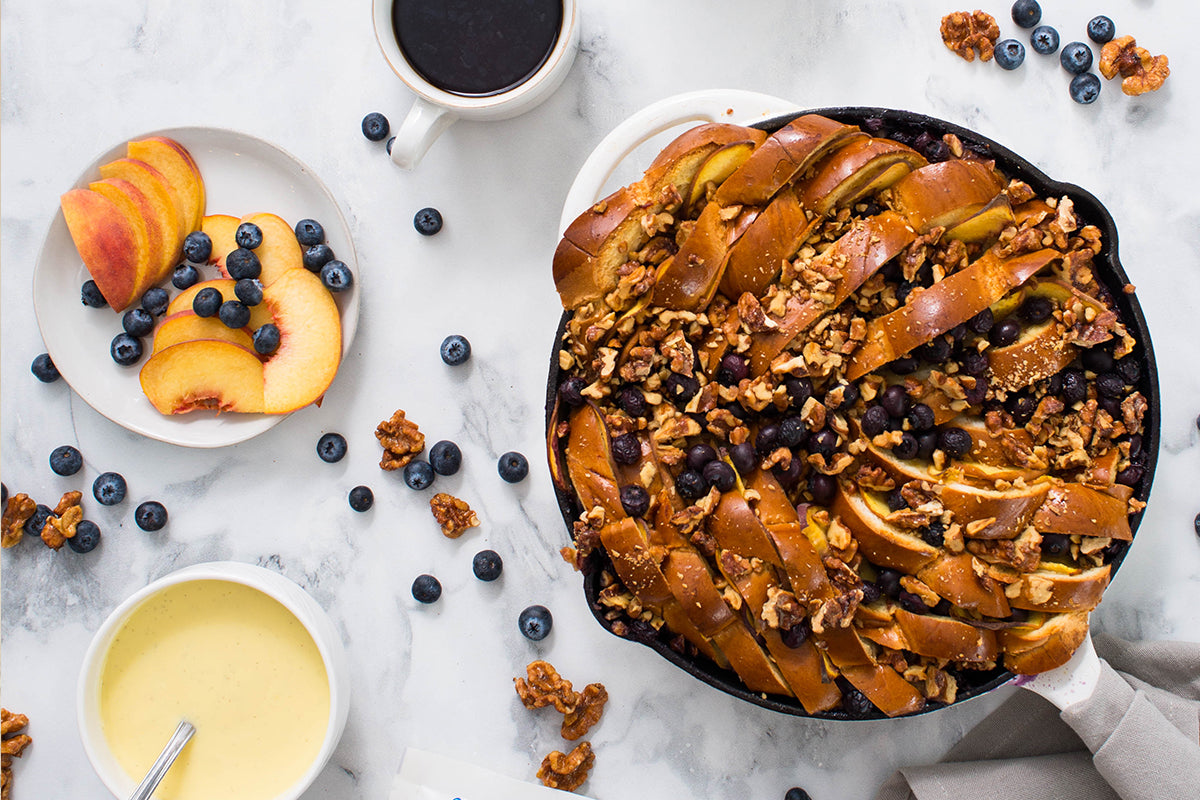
(392, 0, 562, 97)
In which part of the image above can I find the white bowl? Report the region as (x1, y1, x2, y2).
(76, 562, 351, 799)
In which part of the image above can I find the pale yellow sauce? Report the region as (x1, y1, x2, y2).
(99, 580, 330, 800)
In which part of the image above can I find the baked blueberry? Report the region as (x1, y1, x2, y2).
(440, 334, 471, 366)
(429, 440, 462, 475)
(809, 473, 837, 505)
(1060, 42, 1094, 74)
(1116, 465, 1143, 487)
(1087, 15, 1115, 44)
(784, 788, 812, 800)
(1117, 358, 1141, 385)
(784, 376, 814, 408)
(967, 308, 994, 335)
(730, 442, 757, 476)
(558, 376, 587, 407)
(31, 353, 60, 383)
(616, 387, 648, 417)
(294, 218, 325, 247)
(1069, 73, 1102, 104)
(1060, 369, 1088, 404)
(303, 243, 335, 272)
(995, 39, 1026, 70)
(1019, 296, 1053, 323)
(218, 300, 250, 329)
(1011, 0, 1041, 28)
(110, 333, 144, 366)
(703, 461, 736, 493)
(518, 605, 552, 640)
(93, 472, 127, 506)
(1194, 512, 1200, 541)
(619, 484, 650, 517)
(135, 501, 168, 531)
(716, 353, 749, 386)
(81, 280, 107, 308)
(899, 590, 930, 615)
(676, 469, 708, 501)
(877, 568, 902, 598)
(24, 504, 52, 538)
(686, 443, 718, 470)
(889, 355, 919, 375)
(225, 248, 261, 280)
(664, 372, 700, 407)
(779, 416, 806, 448)
(893, 431, 919, 460)
(320, 260, 353, 292)
(921, 520, 947, 547)
(834, 381, 860, 411)
(473, 549, 503, 581)
(774, 457, 803, 490)
(756, 424, 781, 455)
(808, 429, 839, 461)
(234, 278, 263, 306)
(861, 405, 890, 437)
(1007, 393, 1038, 425)
(317, 432, 347, 463)
(413, 207, 443, 236)
(234, 222, 263, 250)
(960, 350, 989, 376)
(881, 385, 911, 419)
(1041, 532, 1070, 555)
(253, 324, 281, 355)
(172, 263, 200, 290)
(1096, 371, 1125, 398)
(404, 460, 435, 490)
(183, 231, 213, 263)
(1031, 25, 1060, 55)
(497, 451, 528, 483)
(885, 487, 908, 512)
(386, 136, 396, 155)
(990, 318, 1021, 347)
(611, 433, 641, 465)
(122, 308, 154, 337)
(917, 336, 953, 365)
(348, 485, 374, 511)
(361, 112, 390, 142)
(780, 620, 811, 649)
(67, 519, 101, 553)
(49, 445, 83, 476)
(141, 287, 170, 316)
(1081, 347, 1114, 373)
(939, 427, 972, 459)
(411, 573, 442, 603)
(916, 431, 940, 460)
(907, 403, 936, 432)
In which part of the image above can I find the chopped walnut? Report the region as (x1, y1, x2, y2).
(900, 576, 942, 608)
(515, 660, 577, 713)
(1, 494, 35, 549)
(1099, 36, 1169, 96)
(429, 493, 478, 538)
(537, 742, 595, 792)
(1, 709, 30, 800)
(940, 10, 1000, 62)
(737, 293, 776, 333)
(761, 586, 807, 630)
(561, 683, 608, 741)
(375, 409, 425, 470)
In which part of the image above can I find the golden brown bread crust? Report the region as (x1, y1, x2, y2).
(1000, 611, 1090, 674)
(888, 158, 1004, 232)
(893, 607, 1000, 662)
(563, 403, 623, 519)
(832, 483, 941, 574)
(1007, 565, 1111, 613)
(916, 553, 1011, 618)
(1033, 484, 1133, 540)
(796, 137, 927, 214)
(719, 188, 815, 299)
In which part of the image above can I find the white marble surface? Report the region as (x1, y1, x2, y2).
(2, 1, 1199, 799)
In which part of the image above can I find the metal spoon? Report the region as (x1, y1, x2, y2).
(127, 720, 195, 800)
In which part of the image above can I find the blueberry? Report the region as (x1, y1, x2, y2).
(967, 308, 994, 335)
(785, 788, 812, 800)
(518, 604, 553, 640)
(834, 381, 860, 411)
(24, 504, 52, 538)
(995, 39, 1026, 70)
(989, 318, 1021, 347)
(320, 260, 353, 292)
(916, 336, 953, 365)
(141, 287, 170, 316)
(809, 473, 837, 505)
(784, 376, 814, 408)
(172, 263, 200, 290)
(840, 683, 876, 717)
(497, 451, 528, 483)
(110, 333, 144, 366)
(440, 334, 471, 365)
(1042, 532, 1070, 556)
(675, 469, 708, 501)
(917, 431, 940, 460)
(1194, 513, 1200, 541)
(885, 487, 908, 512)
(183, 231, 213, 263)
(31, 353, 60, 383)
(1096, 371, 1125, 399)
(1087, 15, 1115, 44)
(1031, 25, 1060, 55)
(386, 136, 396, 155)
(192, 286, 222, 317)
(807, 429, 838, 461)
(348, 485, 374, 511)
(413, 207, 443, 236)
(620, 484, 650, 517)
(730, 442, 757, 476)
(234, 278, 263, 306)
(780, 619, 811, 649)
(1070, 73, 1102, 104)
(716, 353, 749, 386)
(664, 372, 700, 407)
(921, 520, 947, 547)
(1, 483, 6, 505)
(961, 350, 989, 376)
(893, 431, 919, 460)
(225, 248, 261, 280)
(1019, 296, 1054, 324)
(412, 573, 442, 603)
(1011, 0, 1041, 28)
(861, 405, 890, 437)
(429, 440, 462, 475)
(253, 323, 281, 355)
(702, 461, 736, 493)
(303, 243, 335, 272)
(404, 460, 435, 490)
(362, 112, 390, 142)
(899, 590, 931, 615)
(1060, 369, 1088, 405)
(881, 385, 911, 419)
(67, 520, 101, 553)
(1060, 42, 1094, 74)
(779, 416, 806, 448)
(774, 457, 802, 490)
(1117, 358, 1141, 385)
(607, 433, 637, 466)
(908, 403, 935, 432)
(685, 443, 717, 471)
(1116, 465, 1143, 487)
(939, 427, 973, 459)
(317, 432, 347, 463)
(1082, 347, 1114, 373)
(473, 550, 503, 581)
(81, 280, 108, 308)
(1008, 393, 1037, 424)
(294, 218, 325, 247)
(122, 308, 154, 337)
(557, 376, 586, 407)
(616, 387, 648, 417)
(218, 300, 250, 329)
(93, 472, 127, 506)
(49, 445, 83, 476)
(135, 500, 168, 531)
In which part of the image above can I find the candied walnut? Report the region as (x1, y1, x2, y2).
(515, 660, 577, 713)
(810, 557, 863, 633)
(561, 683, 608, 741)
(429, 493, 479, 538)
(1, 708, 30, 800)
(762, 586, 807, 630)
(967, 527, 1042, 572)
(1023, 574, 1055, 606)
(1099, 36, 1169, 96)
(940, 10, 999, 62)
(853, 464, 895, 492)
(619, 345, 656, 382)
(1, 494, 35, 549)
(537, 741, 595, 792)
(375, 409, 424, 470)
(40, 491, 83, 550)
(900, 576, 942, 608)
(736, 293, 776, 333)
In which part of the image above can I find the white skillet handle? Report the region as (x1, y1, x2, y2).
(559, 89, 800, 234)
(1015, 630, 1102, 710)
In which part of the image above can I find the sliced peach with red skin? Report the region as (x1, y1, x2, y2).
(127, 137, 205, 234)
(152, 310, 254, 354)
(139, 339, 264, 415)
(88, 178, 168, 291)
(167, 279, 274, 331)
(97, 158, 184, 268)
(260, 267, 342, 413)
(201, 214, 239, 269)
(60, 188, 141, 311)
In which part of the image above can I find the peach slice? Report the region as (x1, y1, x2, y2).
(127, 137, 205, 234)
(684, 139, 759, 216)
(999, 611, 1090, 674)
(168, 279, 274, 331)
(650, 201, 758, 310)
(945, 194, 1016, 244)
(139, 339, 264, 415)
(796, 137, 927, 214)
(888, 159, 1004, 233)
(97, 158, 184, 268)
(201, 214, 239, 268)
(60, 189, 141, 311)
(237, 212, 302, 286)
(260, 268, 342, 413)
(88, 178, 168, 290)
(151, 310, 254, 354)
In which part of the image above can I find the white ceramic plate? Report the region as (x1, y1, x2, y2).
(33, 127, 360, 448)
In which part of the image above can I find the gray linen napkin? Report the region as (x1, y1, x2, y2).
(875, 634, 1200, 800)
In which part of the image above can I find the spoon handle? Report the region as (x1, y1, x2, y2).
(127, 720, 196, 800)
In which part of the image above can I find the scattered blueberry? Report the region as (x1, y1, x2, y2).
(939, 427, 973, 459)
(473, 550, 504, 582)
(386, 136, 396, 156)
(1, 483, 6, 505)
(218, 300, 251, 329)
(616, 387, 648, 417)
(881, 385, 911, 419)
(1070, 73, 1102, 104)
(619, 484, 651, 516)
(24, 504, 52, 538)
(611, 432, 641, 465)
(1031, 25, 1060, 55)
(675, 469, 708, 501)
(518, 604, 553, 641)
(232, 222, 262, 250)
(429, 440, 462, 476)
(93, 472, 127, 506)
(1010, 0, 1041, 28)
(412, 573, 442, 603)
(134, 501, 168, 531)
(440, 334, 471, 365)
(192, 287, 223, 317)
(294, 219, 325, 247)
(1060, 42, 1094, 74)
(253, 324, 281, 355)
(908, 403, 936, 432)
(1087, 15, 1115, 44)
(1082, 348, 1115, 373)
(961, 350, 989, 376)
(889, 355, 919, 375)
(122, 308, 154, 337)
(317, 432, 348, 463)
(807, 429, 838, 461)
(81, 280, 107, 308)
(995, 39, 1026, 70)
(414, 207, 443, 236)
(558, 376, 587, 407)
(730, 442, 757, 476)
(141, 287, 170, 316)
(110, 333, 144, 366)
(779, 417, 806, 449)
(785, 789, 812, 800)
(1060, 369, 1088, 405)
(840, 683, 875, 716)
(362, 112, 390, 142)
(899, 590, 931, 615)
(183, 231, 213, 263)
(303, 244, 335, 272)
(703, 460, 736, 493)
(497, 451, 529, 483)
(1042, 532, 1070, 555)
(756, 424, 781, 455)
(348, 485, 374, 511)
(225, 248, 262, 280)
(664, 372, 700, 407)
(234, 278, 263, 306)
(893, 431, 919, 460)
(31, 353, 60, 383)
(967, 308, 994, 335)
(716, 353, 749, 386)
(172, 263, 200, 290)
(1096, 372, 1125, 399)
(809, 473, 837, 505)
(49, 445, 83, 476)
(320, 260, 353, 292)
(1194, 512, 1200, 541)
(989, 318, 1021, 347)
(67, 520, 101, 553)
(785, 376, 814, 408)
(861, 405, 890, 437)
(404, 460, 436, 490)
(1019, 295, 1054, 323)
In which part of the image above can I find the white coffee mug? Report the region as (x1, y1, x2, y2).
(372, 0, 580, 170)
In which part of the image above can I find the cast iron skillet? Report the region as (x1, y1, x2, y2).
(545, 106, 1160, 719)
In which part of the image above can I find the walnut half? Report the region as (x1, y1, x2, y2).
(537, 741, 595, 793)
(940, 10, 1000, 62)
(375, 409, 424, 470)
(428, 493, 479, 538)
(1099, 36, 1169, 96)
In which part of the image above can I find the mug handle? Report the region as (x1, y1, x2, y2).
(390, 97, 459, 170)
(559, 89, 801, 233)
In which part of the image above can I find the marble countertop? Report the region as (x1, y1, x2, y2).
(3, 1, 1199, 798)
